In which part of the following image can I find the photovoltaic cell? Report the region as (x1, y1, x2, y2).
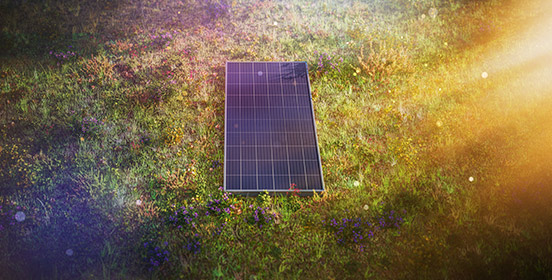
(224, 62, 324, 193)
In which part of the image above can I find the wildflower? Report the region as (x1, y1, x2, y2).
(15, 211, 25, 222)
(136, 199, 142, 206)
(481, 72, 488, 79)
(66, 249, 74, 256)
(469, 176, 474, 182)
(363, 205, 369, 211)
(436, 120, 443, 127)
(353, 181, 360, 187)
(428, 8, 438, 19)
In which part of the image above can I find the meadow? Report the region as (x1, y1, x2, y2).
(1, 0, 552, 278)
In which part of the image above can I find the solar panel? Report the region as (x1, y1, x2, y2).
(224, 62, 324, 193)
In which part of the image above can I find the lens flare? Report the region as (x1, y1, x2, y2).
(15, 211, 26, 222)
(65, 249, 74, 256)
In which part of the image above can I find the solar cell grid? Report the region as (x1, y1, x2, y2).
(224, 62, 324, 193)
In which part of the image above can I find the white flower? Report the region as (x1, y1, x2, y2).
(136, 199, 142, 206)
(428, 8, 438, 19)
(353, 181, 360, 187)
(469, 176, 474, 182)
(66, 249, 74, 256)
(15, 211, 25, 222)
(481, 72, 488, 79)
(273, 21, 278, 26)
(363, 204, 369, 211)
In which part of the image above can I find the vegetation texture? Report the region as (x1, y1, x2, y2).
(1, 0, 552, 278)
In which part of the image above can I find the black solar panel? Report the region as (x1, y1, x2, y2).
(224, 62, 324, 193)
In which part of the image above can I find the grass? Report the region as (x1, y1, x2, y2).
(1, 0, 552, 278)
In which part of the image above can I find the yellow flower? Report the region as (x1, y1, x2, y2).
(80, 137, 84, 141)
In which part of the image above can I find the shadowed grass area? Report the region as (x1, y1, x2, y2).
(1, 0, 552, 278)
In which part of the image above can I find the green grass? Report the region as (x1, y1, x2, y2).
(1, 0, 552, 278)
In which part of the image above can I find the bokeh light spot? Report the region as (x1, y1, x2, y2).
(15, 211, 25, 222)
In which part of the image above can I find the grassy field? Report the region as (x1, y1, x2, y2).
(1, 0, 552, 278)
